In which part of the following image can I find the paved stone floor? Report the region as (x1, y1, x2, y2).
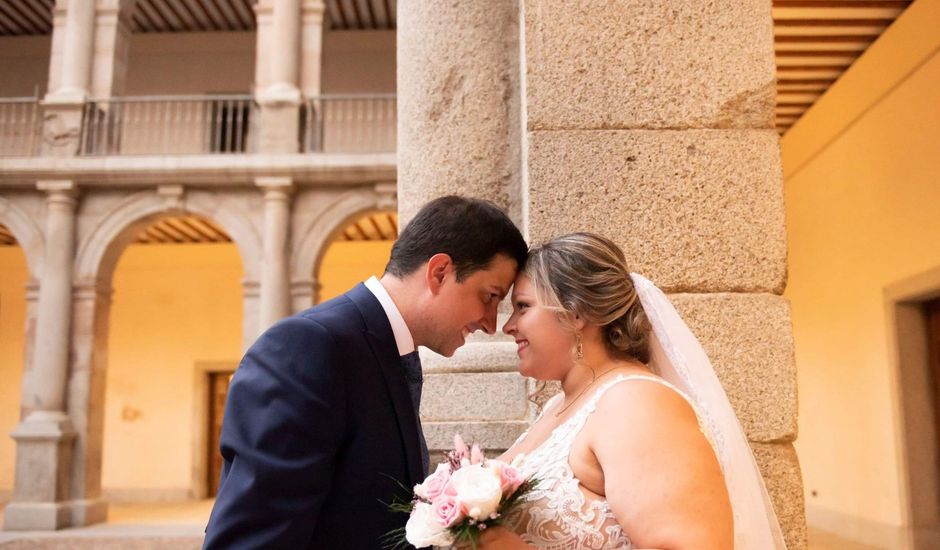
(0, 500, 888, 549)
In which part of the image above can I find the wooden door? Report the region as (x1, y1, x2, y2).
(928, 299, 940, 483)
(208, 371, 234, 496)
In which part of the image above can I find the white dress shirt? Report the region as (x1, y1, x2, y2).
(363, 276, 416, 357)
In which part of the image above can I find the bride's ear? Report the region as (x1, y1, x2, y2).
(570, 313, 587, 332)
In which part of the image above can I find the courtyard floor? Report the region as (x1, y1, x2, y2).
(0, 500, 885, 549)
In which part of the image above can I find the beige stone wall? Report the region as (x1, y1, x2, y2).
(0, 36, 52, 96)
(521, 2, 802, 546)
(124, 32, 256, 95)
(399, 0, 804, 547)
(122, 30, 395, 96)
(321, 30, 396, 94)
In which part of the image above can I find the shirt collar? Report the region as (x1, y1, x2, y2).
(363, 276, 416, 357)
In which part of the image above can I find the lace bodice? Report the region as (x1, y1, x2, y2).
(502, 374, 697, 549)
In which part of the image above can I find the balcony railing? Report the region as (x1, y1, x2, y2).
(303, 94, 396, 153)
(79, 95, 256, 156)
(0, 97, 42, 157)
(0, 94, 396, 157)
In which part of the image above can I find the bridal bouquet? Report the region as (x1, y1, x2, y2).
(386, 435, 538, 549)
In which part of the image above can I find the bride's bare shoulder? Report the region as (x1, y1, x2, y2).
(593, 375, 699, 428)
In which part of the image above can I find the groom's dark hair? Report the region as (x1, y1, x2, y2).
(385, 196, 528, 281)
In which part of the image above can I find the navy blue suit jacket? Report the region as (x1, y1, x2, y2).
(203, 284, 425, 549)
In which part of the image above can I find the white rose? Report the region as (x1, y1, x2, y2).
(449, 463, 503, 521)
(405, 502, 456, 548)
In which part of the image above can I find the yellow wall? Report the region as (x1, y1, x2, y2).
(104, 243, 242, 497)
(2, 237, 392, 500)
(0, 246, 27, 495)
(317, 240, 394, 303)
(783, 0, 940, 541)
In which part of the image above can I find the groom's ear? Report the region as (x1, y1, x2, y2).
(425, 253, 453, 295)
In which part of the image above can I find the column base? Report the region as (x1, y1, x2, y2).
(3, 501, 71, 531)
(2, 498, 108, 531)
(69, 498, 109, 527)
(6, 411, 78, 531)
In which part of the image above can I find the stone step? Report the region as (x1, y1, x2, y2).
(0, 536, 203, 549)
(0, 525, 204, 549)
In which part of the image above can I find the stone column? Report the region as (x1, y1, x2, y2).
(5, 181, 78, 531)
(62, 279, 112, 527)
(398, 0, 529, 460)
(241, 279, 261, 350)
(397, 0, 522, 225)
(42, 0, 97, 156)
(18, 280, 41, 420)
(89, 0, 134, 99)
(53, 0, 96, 101)
(253, 0, 309, 153)
(290, 278, 318, 314)
(299, 0, 326, 98)
(257, 177, 293, 332)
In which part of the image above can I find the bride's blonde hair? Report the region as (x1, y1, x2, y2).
(525, 232, 650, 364)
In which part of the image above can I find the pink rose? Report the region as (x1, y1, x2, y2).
(490, 461, 524, 496)
(470, 443, 485, 465)
(415, 463, 452, 501)
(453, 434, 469, 460)
(430, 494, 464, 527)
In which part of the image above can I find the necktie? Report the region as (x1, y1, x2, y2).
(400, 350, 429, 476)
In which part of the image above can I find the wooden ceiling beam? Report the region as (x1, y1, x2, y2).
(164, 217, 203, 241)
(152, 221, 187, 243)
(774, 18, 893, 26)
(777, 64, 849, 71)
(355, 0, 374, 29)
(184, 0, 215, 30)
(778, 77, 838, 84)
(229, 0, 255, 29)
(773, 1, 910, 8)
(775, 34, 876, 42)
(371, 0, 389, 29)
(776, 49, 861, 57)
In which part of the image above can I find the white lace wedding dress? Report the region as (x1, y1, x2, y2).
(502, 374, 699, 549)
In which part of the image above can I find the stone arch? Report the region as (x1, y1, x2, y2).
(75, 189, 262, 285)
(0, 196, 44, 279)
(68, 188, 262, 509)
(291, 189, 396, 289)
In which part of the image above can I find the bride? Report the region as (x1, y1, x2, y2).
(470, 233, 786, 549)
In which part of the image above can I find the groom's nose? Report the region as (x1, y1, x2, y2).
(480, 308, 497, 335)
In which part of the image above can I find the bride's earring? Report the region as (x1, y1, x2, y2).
(575, 333, 584, 361)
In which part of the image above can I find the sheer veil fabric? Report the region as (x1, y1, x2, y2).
(629, 273, 788, 549)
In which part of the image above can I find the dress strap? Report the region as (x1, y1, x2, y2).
(582, 374, 717, 453)
(585, 374, 696, 414)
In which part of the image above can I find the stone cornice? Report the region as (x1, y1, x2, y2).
(0, 153, 397, 187)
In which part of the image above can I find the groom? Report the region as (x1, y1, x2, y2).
(203, 196, 527, 549)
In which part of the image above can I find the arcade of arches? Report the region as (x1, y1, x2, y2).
(0, 209, 395, 506)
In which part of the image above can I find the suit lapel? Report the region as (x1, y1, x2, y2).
(347, 284, 425, 486)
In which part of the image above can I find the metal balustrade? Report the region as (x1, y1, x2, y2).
(0, 94, 397, 157)
(0, 98, 42, 157)
(79, 95, 256, 156)
(303, 94, 396, 153)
